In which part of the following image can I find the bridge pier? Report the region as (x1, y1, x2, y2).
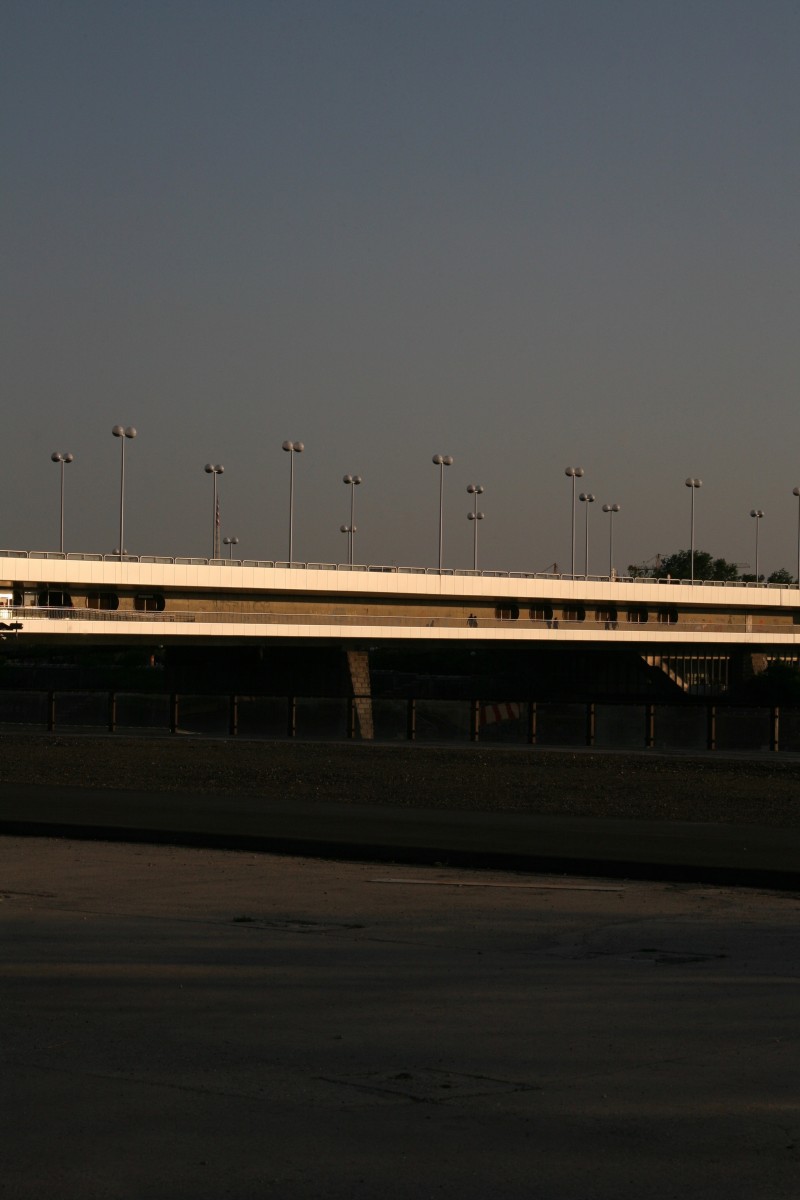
(346, 649, 374, 740)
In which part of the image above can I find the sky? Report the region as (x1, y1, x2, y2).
(3, 0, 800, 577)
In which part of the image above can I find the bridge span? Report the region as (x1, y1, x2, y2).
(2, 549, 800, 651)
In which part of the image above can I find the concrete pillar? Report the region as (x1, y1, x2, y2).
(346, 648, 374, 740)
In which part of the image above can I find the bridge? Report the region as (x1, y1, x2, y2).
(2, 549, 800, 736)
(2, 548, 799, 650)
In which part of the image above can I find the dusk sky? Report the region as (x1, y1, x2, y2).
(3, 0, 799, 576)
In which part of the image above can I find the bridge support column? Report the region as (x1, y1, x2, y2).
(229, 694, 238, 737)
(346, 649, 374, 740)
(108, 692, 116, 733)
(47, 691, 55, 733)
(169, 693, 178, 735)
(287, 696, 296, 739)
(470, 700, 480, 742)
(771, 706, 780, 752)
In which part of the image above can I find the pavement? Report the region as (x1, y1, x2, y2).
(2, 779, 800, 889)
(3, 837, 799, 1200)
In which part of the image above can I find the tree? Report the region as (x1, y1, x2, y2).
(767, 567, 795, 585)
(738, 659, 800, 702)
(632, 550, 740, 582)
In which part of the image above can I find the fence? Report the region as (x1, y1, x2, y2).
(0, 691, 798, 751)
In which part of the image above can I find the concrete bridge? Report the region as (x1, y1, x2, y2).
(2, 549, 800, 651)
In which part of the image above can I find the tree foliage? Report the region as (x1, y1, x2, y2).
(629, 551, 795, 584)
(646, 550, 740, 581)
(767, 567, 795, 585)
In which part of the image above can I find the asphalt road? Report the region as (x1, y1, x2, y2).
(2, 837, 799, 1200)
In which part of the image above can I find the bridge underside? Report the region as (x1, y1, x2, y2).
(1, 638, 795, 703)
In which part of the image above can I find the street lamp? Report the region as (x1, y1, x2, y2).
(282, 440, 304, 562)
(340, 523, 357, 562)
(111, 425, 137, 560)
(793, 488, 800, 588)
(579, 492, 595, 578)
(565, 467, 585, 577)
(685, 478, 702, 583)
(223, 535, 239, 561)
(432, 454, 454, 570)
(750, 509, 764, 583)
(602, 503, 620, 578)
(466, 484, 485, 571)
(50, 451, 74, 554)
(342, 474, 362, 565)
(204, 464, 224, 558)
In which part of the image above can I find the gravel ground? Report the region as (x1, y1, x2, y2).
(1, 731, 800, 827)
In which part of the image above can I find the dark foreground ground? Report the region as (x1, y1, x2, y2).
(2, 837, 799, 1200)
(4, 740, 800, 1196)
(2, 732, 800, 826)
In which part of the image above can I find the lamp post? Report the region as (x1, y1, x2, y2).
(564, 467, 585, 577)
(432, 454, 454, 570)
(685, 478, 702, 582)
(282, 440, 304, 562)
(223, 535, 239, 561)
(111, 425, 137, 560)
(50, 451, 74, 554)
(750, 509, 764, 583)
(793, 487, 800, 588)
(339, 523, 356, 562)
(579, 492, 595, 578)
(602, 503, 620, 578)
(342, 474, 362, 565)
(204, 464, 224, 558)
(466, 484, 485, 571)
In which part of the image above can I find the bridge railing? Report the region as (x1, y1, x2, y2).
(6, 605, 800, 637)
(1, 549, 798, 589)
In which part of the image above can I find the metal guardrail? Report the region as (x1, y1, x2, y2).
(8, 607, 800, 636)
(2, 549, 798, 589)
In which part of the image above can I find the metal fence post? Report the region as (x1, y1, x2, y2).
(706, 703, 716, 751)
(585, 702, 596, 747)
(470, 699, 480, 742)
(645, 703, 655, 749)
(527, 700, 537, 746)
(406, 697, 416, 741)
